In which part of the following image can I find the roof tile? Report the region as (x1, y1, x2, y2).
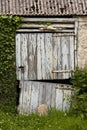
(0, 0, 87, 16)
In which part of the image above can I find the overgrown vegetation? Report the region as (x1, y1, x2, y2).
(0, 15, 22, 111)
(70, 66, 87, 119)
(0, 109, 87, 130)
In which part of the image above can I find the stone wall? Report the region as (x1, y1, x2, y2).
(78, 17, 87, 68)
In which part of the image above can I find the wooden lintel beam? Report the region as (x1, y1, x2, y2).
(23, 18, 77, 23)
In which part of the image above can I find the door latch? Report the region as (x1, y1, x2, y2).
(18, 66, 24, 73)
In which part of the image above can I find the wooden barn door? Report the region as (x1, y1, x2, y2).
(16, 33, 75, 80)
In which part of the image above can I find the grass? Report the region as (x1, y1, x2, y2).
(0, 109, 87, 130)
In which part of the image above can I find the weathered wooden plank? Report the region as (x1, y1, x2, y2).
(16, 34, 21, 80)
(16, 29, 74, 33)
(21, 23, 75, 29)
(21, 24, 48, 28)
(52, 34, 59, 79)
(45, 83, 52, 106)
(40, 34, 46, 79)
(61, 37, 70, 79)
(23, 18, 76, 23)
(21, 34, 28, 80)
(37, 33, 46, 79)
(28, 33, 37, 80)
(37, 33, 43, 79)
(30, 82, 39, 113)
(20, 34, 25, 80)
(19, 81, 32, 114)
(66, 37, 71, 78)
(52, 24, 74, 28)
(41, 83, 46, 104)
(55, 85, 63, 110)
(57, 36, 63, 79)
(53, 35, 64, 79)
(22, 81, 28, 114)
(18, 81, 24, 114)
(51, 85, 56, 107)
(58, 37, 63, 79)
(38, 82, 44, 104)
(18, 81, 22, 114)
(45, 33, 53, 79)
(26, 81, 32, 113)
(23, 82, 29, 114)
(63, 89, 72, 111)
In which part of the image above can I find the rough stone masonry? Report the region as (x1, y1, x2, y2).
(78, 17, 87, 68)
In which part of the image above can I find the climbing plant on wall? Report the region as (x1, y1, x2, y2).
(70, 66, 87, 118)
(0, 15, 22, 111)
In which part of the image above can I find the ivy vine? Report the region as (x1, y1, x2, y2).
(0, 15, 22, 110)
